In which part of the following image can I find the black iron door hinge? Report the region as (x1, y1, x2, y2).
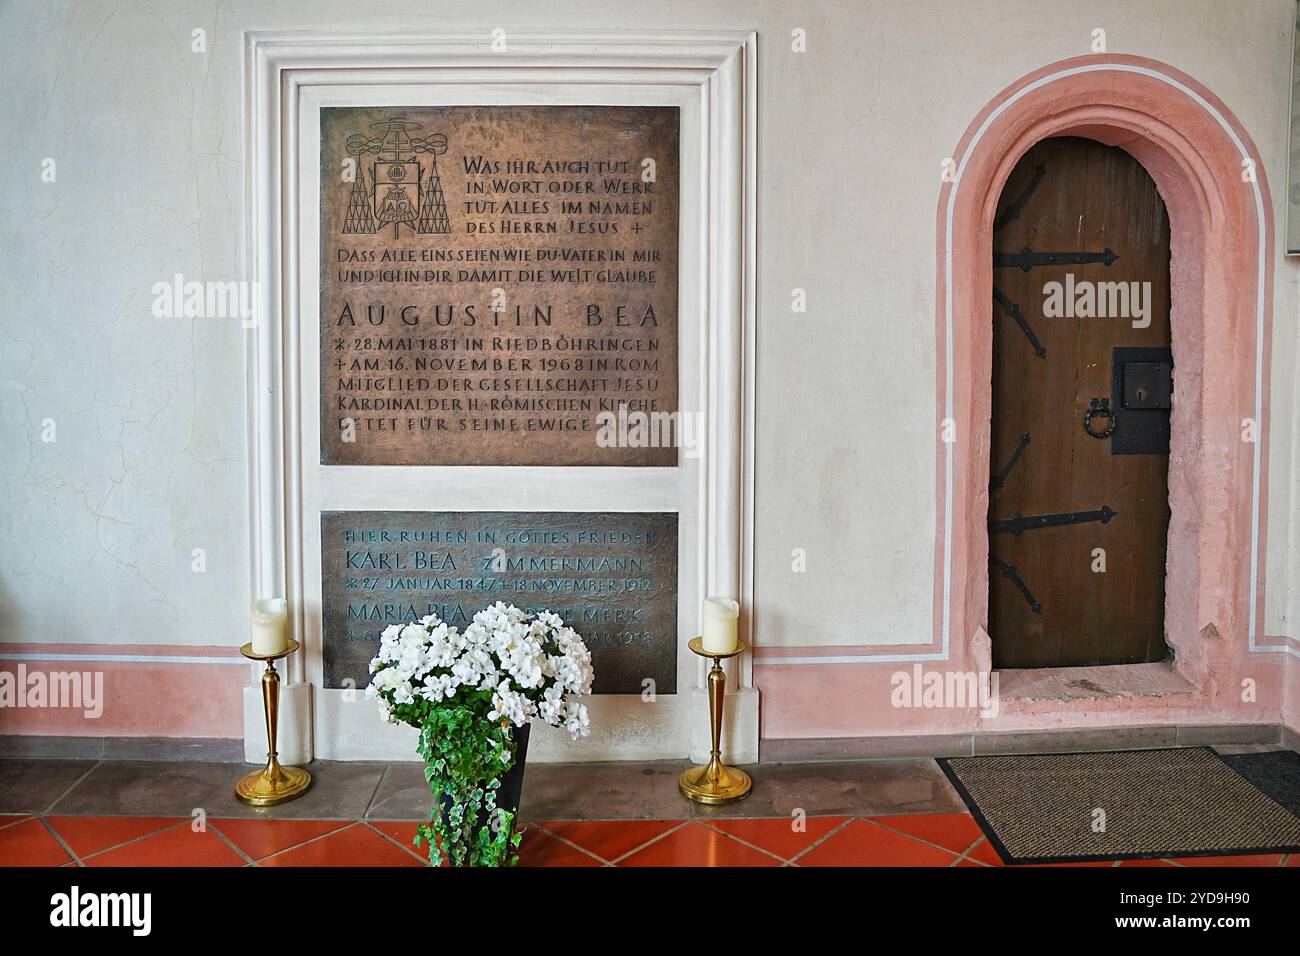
(995, 247, 1118, 271)
(990, 555, 1042, 614)
(990, 506, 1117, 536)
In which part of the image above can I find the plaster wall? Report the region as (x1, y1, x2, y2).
(1, 0, 1297, 748)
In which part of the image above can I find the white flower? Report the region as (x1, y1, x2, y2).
(370, 665, 415, 706)
(488, 681, 530, 727)
(399, 622, 429, 648)
(564, 701, 591, 740)
(368, 604, 596, 739)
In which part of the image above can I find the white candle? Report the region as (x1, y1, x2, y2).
(701, 597, 739, 654)
(251, 598, 289, 656)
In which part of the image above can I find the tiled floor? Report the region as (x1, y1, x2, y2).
(3, 810, 1294, 867)
(0, 754, 1294, 867)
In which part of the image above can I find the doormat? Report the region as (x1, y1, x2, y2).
(937, 747, 1300, 864)
(1222, 749, 1300, 818)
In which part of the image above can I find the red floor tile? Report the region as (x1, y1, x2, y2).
(367, 821, 424, 855)
(83, 824, 245, 867)
(798, 819, 958, 867)
(1173, 853, 1285, 867)
(538, 820, 682, 862)
(0, 815, 31, 832)
(46, 816, 183, 859)
(210, 819, 351, 861)
(1118, 859, 1179, 867)
(703, 816, 848, 861)
(0, 818, 73, 867)
(369, 821, 467, 866)
(259, 823, 424, 867)
(367, 821, 592, 867)
(518, 826, 603, 867)
(619, 821, 781, 867)
(869, 813, 984, 855)
(962, 839, 1005, 866)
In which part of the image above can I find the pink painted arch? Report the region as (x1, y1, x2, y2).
(934, 54, 1276, 697)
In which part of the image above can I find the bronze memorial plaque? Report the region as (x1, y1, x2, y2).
(321, 511, 679, 694)
(320, 106, 680, 465)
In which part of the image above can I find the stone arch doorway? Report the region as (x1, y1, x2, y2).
(935, 56, 1274, 701)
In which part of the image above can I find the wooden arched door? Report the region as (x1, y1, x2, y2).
(989, 136, 1171, 668)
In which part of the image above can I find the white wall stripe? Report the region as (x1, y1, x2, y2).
(757, 652, 951, 665)
(0, 653, 245, 666)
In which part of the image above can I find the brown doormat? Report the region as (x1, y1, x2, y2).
(937, 747, 1300, 864)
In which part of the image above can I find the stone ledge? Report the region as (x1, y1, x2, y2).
(0, 735, 243, 762)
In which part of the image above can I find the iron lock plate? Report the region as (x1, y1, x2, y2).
(1110, 347, 1173, 455)
(1121, 361, 1173, 410)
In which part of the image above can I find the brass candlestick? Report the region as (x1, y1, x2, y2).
(235, 638, 312, 806)
(679, 637, 752, 805)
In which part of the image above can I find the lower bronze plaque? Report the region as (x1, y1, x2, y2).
(321, 511, 678, 694)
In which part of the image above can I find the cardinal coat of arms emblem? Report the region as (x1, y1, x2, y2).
(342, 117, 451, 238)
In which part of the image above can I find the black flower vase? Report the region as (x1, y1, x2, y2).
(437, 722, 531, 833)
(496, 721, 530, 817)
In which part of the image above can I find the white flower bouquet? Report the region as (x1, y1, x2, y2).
(366, 602, 594, 866)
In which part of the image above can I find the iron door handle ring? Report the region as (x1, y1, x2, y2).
(1084, 397, 1116, 438)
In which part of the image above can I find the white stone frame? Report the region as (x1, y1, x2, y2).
(241, 31, 757, 763)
